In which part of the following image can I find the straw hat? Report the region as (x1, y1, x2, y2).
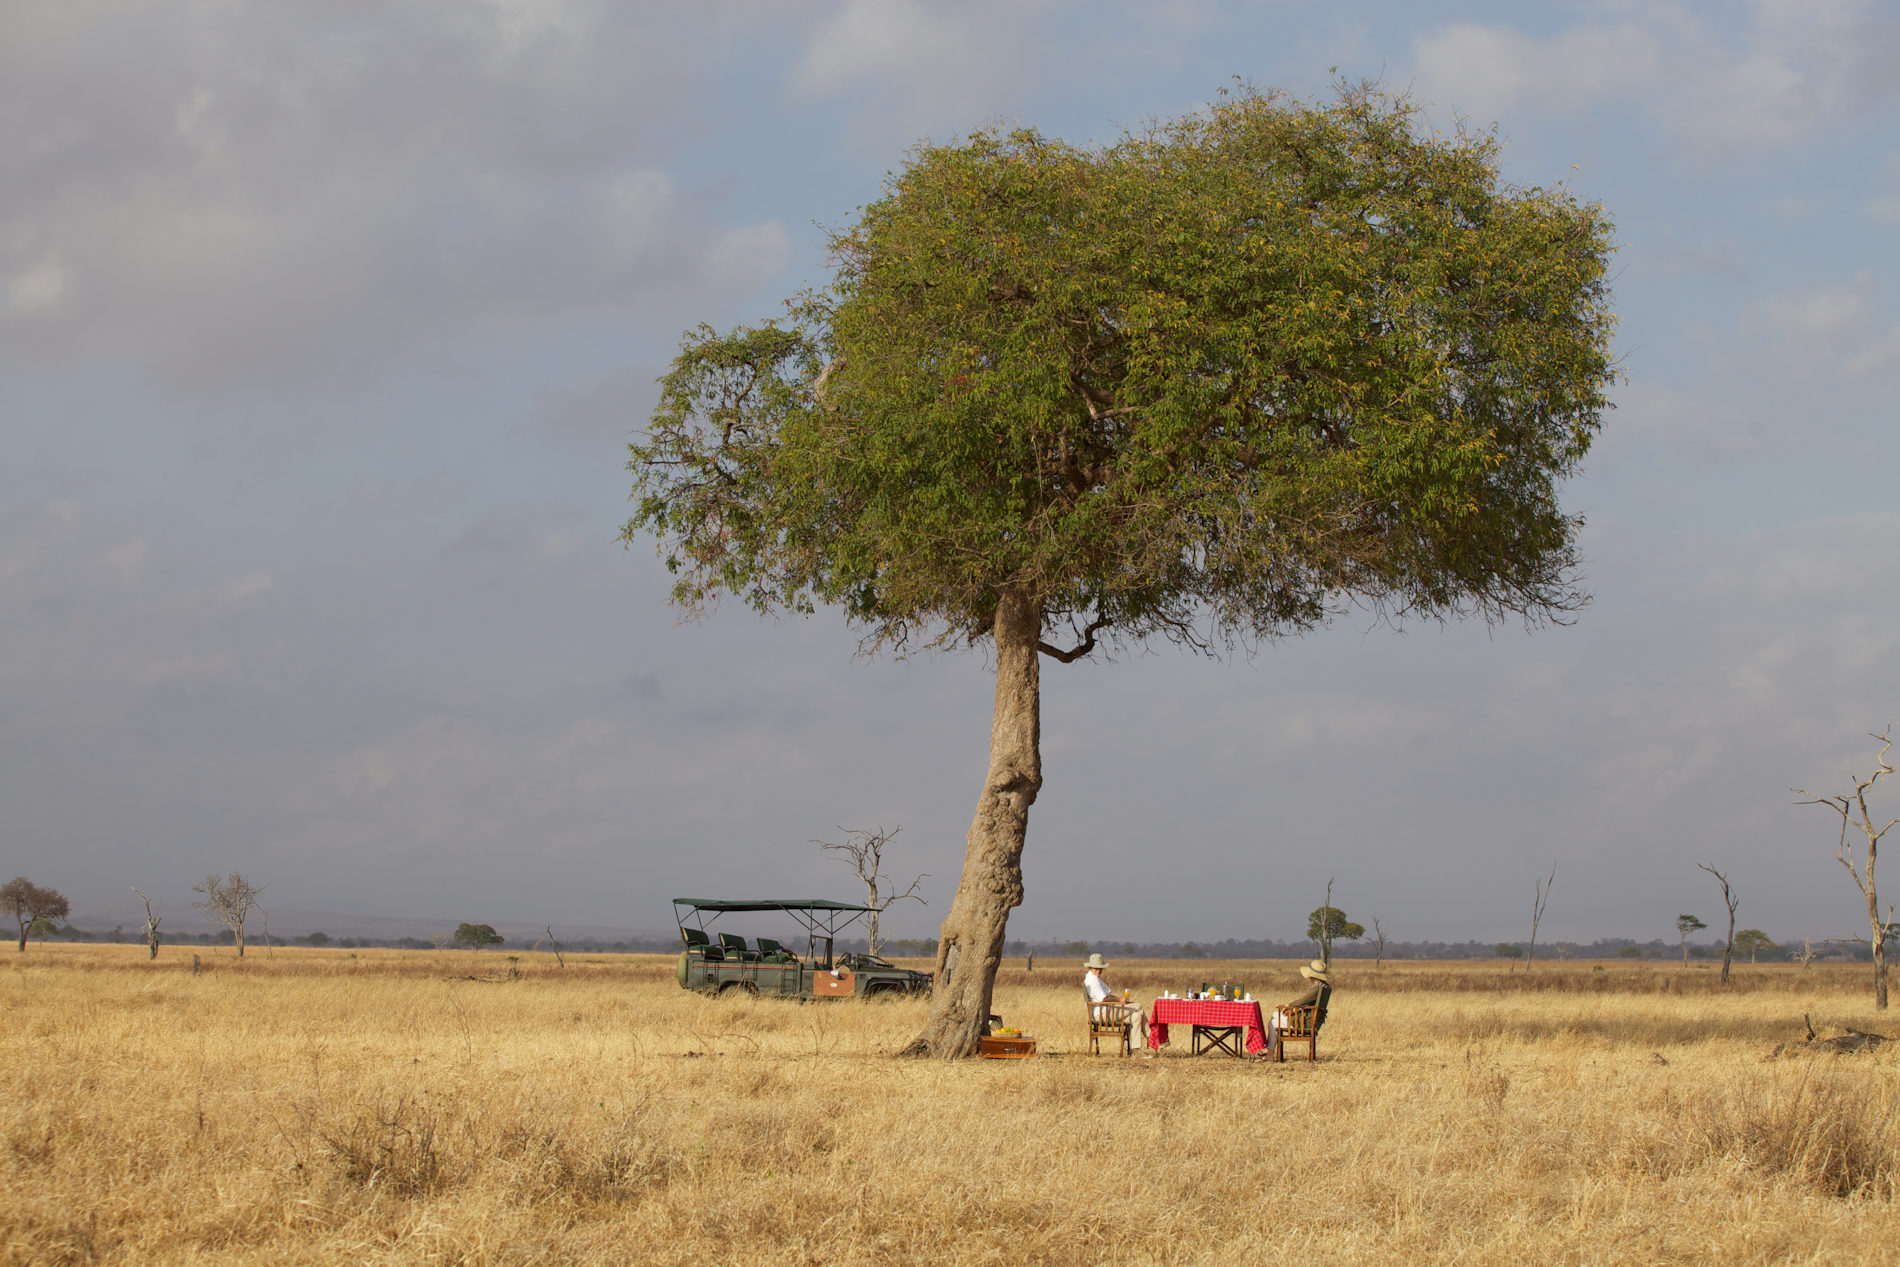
(1300, 959, 1331, 984)
(1084, 953, 1110, 970)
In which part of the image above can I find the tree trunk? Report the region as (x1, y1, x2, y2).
(1868, 885, 1889, 1010)
(901, 590, 1042, 1058)
(236, 927, 245, 958)
(1721, 913, 1734, 985)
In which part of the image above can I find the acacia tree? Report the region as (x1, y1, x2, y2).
(814, 825, 927, 957)
(1307, 879, 1363, 965)
(1675, 913, 1705, 965)
(1795, 726, 1897, 1009)
(453, 923, 504, 950)
(624, 85, 1616, 1056)
(1734, 928, 1775, 964)
(192, 873, 264, 958)
(1, 878, 70, 952)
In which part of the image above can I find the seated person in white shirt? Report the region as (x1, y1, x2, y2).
(1082, 953, 1150, 1049)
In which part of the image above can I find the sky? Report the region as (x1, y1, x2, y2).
(4, 0, 1898, 947)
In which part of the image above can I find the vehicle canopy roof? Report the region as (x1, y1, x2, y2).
(672, 898, 874, 913)
(671, 897, 876, 948)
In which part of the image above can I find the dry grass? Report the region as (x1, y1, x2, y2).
(5, 945, 1900, 1265)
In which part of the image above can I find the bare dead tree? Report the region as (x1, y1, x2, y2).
(132, 887, 162, 960)
(1697, 863, 1739, 985)
(1322, 877, 1333, 965)
(1799, 937, 1818, 969)
(1372, 918, 1388, 969)
(814, 825, 926, 958)
(1526, 863, 1556, 972)
(192, 872, 265, 958)
(545, 925, 565, 969)
(1795, 725, 1897, 1009)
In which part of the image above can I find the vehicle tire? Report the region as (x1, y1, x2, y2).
(718, 980, 757, 997)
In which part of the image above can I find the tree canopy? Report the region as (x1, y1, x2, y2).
(453, 922, 504, 950)
(627, 84, 1615, 658)
(1308, 904, 1365, 965)
(2, 877, 70, 952)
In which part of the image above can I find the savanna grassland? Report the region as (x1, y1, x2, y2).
(6, 945, 1900, 1265)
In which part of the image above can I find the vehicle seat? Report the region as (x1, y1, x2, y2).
(756, 937, 795, 962)
(718, 933, 753, 960)
(681, 927, 722, 960)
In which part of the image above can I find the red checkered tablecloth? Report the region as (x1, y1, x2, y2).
(1148, 998, 1268, 1054)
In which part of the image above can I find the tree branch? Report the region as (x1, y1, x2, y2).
(1038, 612, 1112, 663)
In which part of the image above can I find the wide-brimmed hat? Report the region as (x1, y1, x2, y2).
(1300, 959, 1331, 983)
(1084, 953, 1110, 970)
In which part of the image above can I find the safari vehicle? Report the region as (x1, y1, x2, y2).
(673, 897, 933, 999)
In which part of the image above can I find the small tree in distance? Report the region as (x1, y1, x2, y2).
(132, 887, 162, 960)
(1496, 942, 1525, 969)
(453, 923, 504, 950)
(193, 873, 264, 957)
(1525, 863, 1556, 973)
(2, 878, 71, 952)
(814, 824, 926, 958)
(1734, 929, 1776, 964)
(1675, 914, 1706, 965)
(1308, 880, 1364, 966)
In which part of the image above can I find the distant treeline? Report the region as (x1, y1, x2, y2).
(33, 924, 1866, 962)
(32, 925, 684, 953)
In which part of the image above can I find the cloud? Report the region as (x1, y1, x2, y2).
(1847, 325, 1900, 375)
(1737, 280, 1897, 375)
(786, 0, 1219, 151)
(1868, 153, 1900, 222)
(1410, 1, 1900, 153)
(1611, 384, 1759, 457)
(0, 3, 789, 392)
(789, 0, 1045, 144)
(1744, 285, 1869, 349)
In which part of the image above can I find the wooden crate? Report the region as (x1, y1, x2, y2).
(979, 1035, 1037, 1059)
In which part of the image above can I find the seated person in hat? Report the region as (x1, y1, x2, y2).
(1267, 959, 1332, 1058)
(1083, 953, 1150, 1050)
